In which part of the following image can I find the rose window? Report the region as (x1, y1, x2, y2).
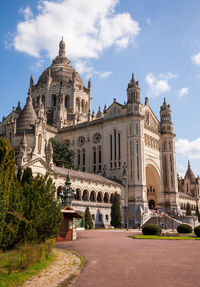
(77, 136, 85, 147)
(93, 133, 101, 144)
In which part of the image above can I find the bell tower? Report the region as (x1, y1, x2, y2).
(160, 98, 179, 212)
(127, 74, 141, 115)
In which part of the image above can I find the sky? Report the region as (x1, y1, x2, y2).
(0, 0, 200, 177)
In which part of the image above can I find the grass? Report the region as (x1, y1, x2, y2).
(68, 250, 85, 268)
(130, 235, 200, 240)
(0, 254, 55, 287)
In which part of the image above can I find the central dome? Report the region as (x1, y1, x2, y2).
(36, 39, 83, 87)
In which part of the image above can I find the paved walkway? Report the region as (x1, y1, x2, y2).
(55, 230, 200, 287)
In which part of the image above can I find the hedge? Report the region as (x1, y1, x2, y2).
(177, 224, 192, 234)
(142, 224, 162, 235)
(194, 225, 200, 237)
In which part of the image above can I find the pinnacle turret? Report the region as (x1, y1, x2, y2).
(59, 36, 66, 57)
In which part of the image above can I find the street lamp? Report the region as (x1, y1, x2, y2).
(58, 172, 76, 207)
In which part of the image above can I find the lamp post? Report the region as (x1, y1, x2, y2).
(58, 173, 76, 207)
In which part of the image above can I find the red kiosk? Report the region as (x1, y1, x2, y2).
(56, 206, 83, 241)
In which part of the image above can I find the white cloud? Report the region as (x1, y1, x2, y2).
(146, 18, 152, 25)
(19, 6, 33, 20)
(94, 71, 112, 78)
(191, 52, 200, 65)
(178, 87, 189, 98)
(12, 0, 140, 61)
(75, 61, 93, 74)
(145, 72, 176, 97)
(176, 138, 200, 159)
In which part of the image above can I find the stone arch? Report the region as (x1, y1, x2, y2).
(145, 163, 163, 210)
(90, 190, 96, 202)
(75, 188, 81, 200)
(110, 193, 114, 203)
(82, 189, 89, 201)
(104, 192, 109, 203)
(57, 185, 63, 201)
(81, 99, 85, 113)
(76, 97, 80, 112)
(97, 191, 103, 202)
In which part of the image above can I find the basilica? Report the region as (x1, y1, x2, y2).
(0, 38, 199, 227)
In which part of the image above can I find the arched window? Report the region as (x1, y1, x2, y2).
(82, 190, 88, 201)
(97, 192, 102, 202)
(57, 186, 63, 201)
(74, 189, 81, 200)
(104, 192, 109, 203)
(98, 146, 102, 171)
(90, 191, 96, 202)
(65, 95, 70, 109)
(93, 146, 96, 172)
(38, 134, 42, 154)
(42, 95, 45, 106)
(81, 100, 85, 113)
(52, 95, 56, 107)
(77, 150, 80, 167)
(76, 97, 80, 112)
(110, 193, 114, 203)
(82, 149, 86, 172)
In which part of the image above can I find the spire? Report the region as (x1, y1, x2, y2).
(96, 106, 103, 118)
(127, 73, 141, 104)
(59, 37, 66, 57)
(30, 75, 34, 88)
(88, 78, 91, 90)
(185, 160, 196, 183)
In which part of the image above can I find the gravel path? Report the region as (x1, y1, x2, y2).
(22, 248, 80, 287)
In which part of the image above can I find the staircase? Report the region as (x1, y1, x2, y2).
(142, 210, 183, 230)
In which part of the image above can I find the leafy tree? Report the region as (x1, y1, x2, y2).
(0, 138, 24, 250)
(85, 207, 93, 229)
(111, 192, 121, 228)
(186, 202, 191, 216)
(19, 168, 62, 242)
(51, 139, 74, 169)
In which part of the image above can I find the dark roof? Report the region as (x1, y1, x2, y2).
(53, 166, 121, 187)
(179, 192, 195, 200)
(16, 93, 37, 135)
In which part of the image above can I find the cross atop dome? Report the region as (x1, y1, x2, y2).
(59, 36, 66, 57)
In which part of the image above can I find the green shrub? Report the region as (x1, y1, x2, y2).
(142, 224, 162, 235)
(2, 240, 55, 274)
(194, 225, 200, 237)
(177, 224, 192, 234)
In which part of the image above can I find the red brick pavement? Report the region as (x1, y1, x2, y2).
(55, 230, 200, 287)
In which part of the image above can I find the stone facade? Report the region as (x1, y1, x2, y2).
(0, 38, 196, 227)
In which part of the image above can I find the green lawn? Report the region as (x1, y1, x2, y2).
(130, 235, 200, 240)
(0, 254, 55, 287)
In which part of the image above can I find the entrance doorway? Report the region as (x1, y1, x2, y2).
(146, 164, 162, 210)
(148, 199, 156, 209)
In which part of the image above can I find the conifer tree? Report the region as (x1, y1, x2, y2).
(186, 202, 191, 216)
(111, 192, 121, 228)
(0, 138, 24, 250)
(20, 168, 62, 242)
(196, 205, 200, 222)
(85, 207, 93, 229)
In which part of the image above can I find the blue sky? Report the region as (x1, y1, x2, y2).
(1, 0, 200, 177)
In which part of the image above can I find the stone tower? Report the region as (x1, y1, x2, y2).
(160, 98, 179, 211)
